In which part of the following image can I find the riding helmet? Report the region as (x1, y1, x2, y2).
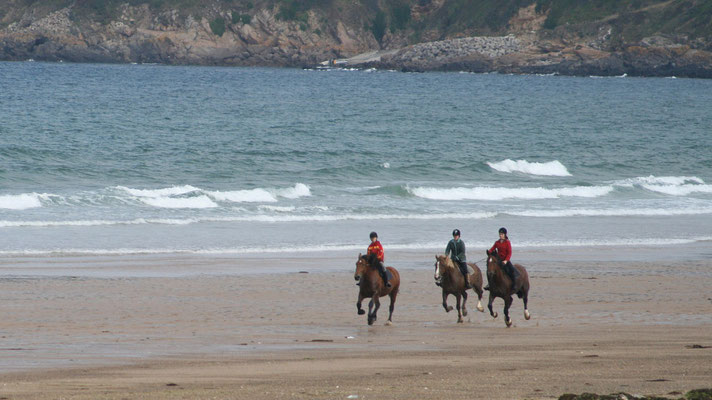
(369, 231, 378, 239)
(499, 227, 507, 235)
(452, 229, 461, 237)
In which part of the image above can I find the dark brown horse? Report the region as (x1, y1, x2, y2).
(434, 255, 484, 323)
(485, 249, 531, 327)
(354, 253, 401, 326)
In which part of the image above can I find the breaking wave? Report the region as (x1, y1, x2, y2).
(487, 159, 572, 177)
(408, 185, 613, 200)
(0, 193, 45, 210)
(114, 183, 311, 208)
(615, 176, 712, 196)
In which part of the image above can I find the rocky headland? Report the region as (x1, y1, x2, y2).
(1, 1, 711, 78)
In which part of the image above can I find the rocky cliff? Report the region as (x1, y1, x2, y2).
(1, 0, 711, 77)
(0, 3, 379, 66)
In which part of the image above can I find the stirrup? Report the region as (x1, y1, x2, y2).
(484, 284, 490, 291)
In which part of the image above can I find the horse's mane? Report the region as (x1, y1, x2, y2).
(438, 255, 455, 269)
(487, 250, 504, 270)
(363, 253, 380, 269)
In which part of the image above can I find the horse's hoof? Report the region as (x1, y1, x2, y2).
(462, 309, 468, 317)
(524, 310, 531, 320)
(358, 309, 365, 315)
(457, 319, 463, 323)
(384, 320, 392, 326)
(492, 312, 498, 319)
(477, 305, 484, 312)
(368, 318, 374, 326)
(446, 306, 453, 312)
(506, 318, 512, 327)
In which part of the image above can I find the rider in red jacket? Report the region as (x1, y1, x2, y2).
(366, 231, 390, 287)
(487, 227, 519, 292)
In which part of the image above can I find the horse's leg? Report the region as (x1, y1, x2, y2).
(488, 292, 497, 319)
(475, 286, 484, 312)
(442, 291, 453, 313)
(371, 295, 381, 325)
(523, 290, 530, 320)
(356, 293, 365, 315)
(386, 291, 397, 326)
(456, 294, 463, 323)
(461, 290, 468, 317)
(367, 298, 375, 325)
(504, 295, 513, 327)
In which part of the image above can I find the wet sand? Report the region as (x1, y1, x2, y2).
(0, 252, 710, 399)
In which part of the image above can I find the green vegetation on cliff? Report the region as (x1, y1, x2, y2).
(1, 0, 710, 45)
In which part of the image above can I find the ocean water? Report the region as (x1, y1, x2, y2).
(1, 62, 711, 261)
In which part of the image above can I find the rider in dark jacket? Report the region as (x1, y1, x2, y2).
(445, 229, 471, 289)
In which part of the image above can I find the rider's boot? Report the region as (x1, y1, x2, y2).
(380, 262, 391, 287)
(382, 272, 391, 287)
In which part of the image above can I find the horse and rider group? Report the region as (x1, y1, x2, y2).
(354, 228, 530, 327)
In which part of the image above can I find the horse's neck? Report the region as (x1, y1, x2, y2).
(442, 260, 459, 278)
(491, 261, 508, 283)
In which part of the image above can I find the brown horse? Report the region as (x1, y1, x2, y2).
(354, 253, 401, 326)
(434, 255, 485, 323)
(485, 249, 531, 327)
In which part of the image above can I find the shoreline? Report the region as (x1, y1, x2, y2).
(4, 58, 712, 80)
(1, 240, 710, 278)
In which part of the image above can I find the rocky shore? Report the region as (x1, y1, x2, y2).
(2, 4, 711, 78)
(354, 34, 712, 78)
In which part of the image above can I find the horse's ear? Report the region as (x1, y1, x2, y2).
(358, 253, 362, 258)
(486, 249, 490, 256)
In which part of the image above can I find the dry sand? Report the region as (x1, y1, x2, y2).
(0, 254, 710, 399)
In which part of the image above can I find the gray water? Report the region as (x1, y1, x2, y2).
(1, 62, 711, 261)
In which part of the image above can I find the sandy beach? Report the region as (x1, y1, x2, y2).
(0, 250, 710, 399)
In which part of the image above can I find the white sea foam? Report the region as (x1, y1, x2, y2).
(487, 159, 572, 176)
(139, 195, 218, 209)
(209, 188, 277, 202)
(115, 183, 310, 207)
(258, 205, 297, 212)
(2, 237, 710, 257)
(616, 176, 704, 186)
(274, 183, 311, 199)
(614, 176, 711, 196)
(510, 207, 712, 217)
(0, 193, 44, 210)
(0, 218, 200, 228)
(408, 185, 613, 201)
(209, 183, 310, 202)
(0, 212, 496, 228)
(117, 185, 201, 198)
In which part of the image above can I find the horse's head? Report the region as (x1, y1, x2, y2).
(434, 254, 453, 281)
(486, 249, 502, 278)
(355, 253, 369, 283)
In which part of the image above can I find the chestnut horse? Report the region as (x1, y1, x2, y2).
(485, 249, 531, 327)
(354, 253, 401, 326)
(434, 255, 484, 323)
